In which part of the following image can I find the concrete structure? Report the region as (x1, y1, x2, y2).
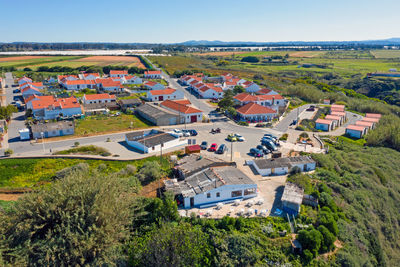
(345, 125, 367, 139)
(160, 100, 203, 123)
(31, 121, 75, 139)
(125, 129, 186, 153)
(82, 93, 116, 105)
(281, 183, 304, 215)
(144, 70, 162, 79)
(146, 88, 184, 102)
(175, 154, 231, 180)
(19, 128, 30, 140)
(165, 165, 257, 209)
(315, 118, 334, 131)
(236, 102, 277, 121)
(248, 156, 316, 176)
(118, 98, 142, 111)
(136, 103, 180, 126)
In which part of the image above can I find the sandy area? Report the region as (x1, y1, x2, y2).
(193, 51, 246, 56)
(73, 56, 146, 68)
(0, 56, 49, 62)
(0, 193, 23, 201)
(289, 51, 324, 58)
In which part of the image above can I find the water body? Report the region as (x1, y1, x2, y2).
(0, 50, 167, 56)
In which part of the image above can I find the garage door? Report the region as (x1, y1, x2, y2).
(191, 115, 197, 123)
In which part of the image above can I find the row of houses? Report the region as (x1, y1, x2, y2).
(315, 104, 347, 131)
(345, 113, 381, 139)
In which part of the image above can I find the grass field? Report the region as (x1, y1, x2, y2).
(0, 55, 146, 70)
(74, 114, 152, 136)
(0, 156, 171, 189)
(371, 49, 400, 58)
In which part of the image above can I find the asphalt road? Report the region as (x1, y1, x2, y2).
(273, 104, 313, 132)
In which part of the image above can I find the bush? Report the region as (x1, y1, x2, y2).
(74, 141, 80, 147)
(241, 56, 259, 63)
(279, 133, 288, 141)
(135, 161, 162, 184)
(237, 121, 249, 126)
(289, 166, 302, 176)
(4, 149, 13, 156)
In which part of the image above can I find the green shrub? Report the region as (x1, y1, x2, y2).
(237, 121, 249, 126)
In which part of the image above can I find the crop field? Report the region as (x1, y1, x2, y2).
(0, 55, 146, 70)
(148, 55, 212, 74)
(371, 49, 400, 58)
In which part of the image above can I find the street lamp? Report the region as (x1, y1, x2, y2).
(40, 132, 45, 153)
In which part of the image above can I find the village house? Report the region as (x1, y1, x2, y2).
(236, 102, 277, 122)
(315, 118, 335, 131)
(242, 80, 260, 93)
(198, 84, 224, 99)
(57, 75, 78, 83)
(281, 183, 304, 215)
(111, 76, 126, 84)
(31, 121, 75, 139)
(125, 129, 186, 154)
(124, 75, 142, 84)
(118, 98, 142, 111)
(179, 75, 202, 86)
(18, 76, 33, 86)
(165, 165, 257, 209)
(79, 73, 101, 80)
(345, 124, 367, 139)
(330, 111, 347, 121)
(234, 93, 285, 109)
(109, 70, 128, 78)
(20, 82, 44, 90)
(144, 70, 162, 79)
(146, 88, 184, 102)
(160, 100, 203, 123)
(257, 88, 279, 95)
(248, 156, 316, 176)
(365, 113, 382, 119)
(96, 79, 123, 92)
(28, 96, 82, 120)
(355, 120, 375, 130)
(135, 103, 180, 126)
(325, 114, 343, 126)
(82, 93, 116, 105)
(62, 79, 96, 90)
(21, 85, 42, 98)
(143, 81, 165, 90)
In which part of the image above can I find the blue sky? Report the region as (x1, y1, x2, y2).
(1, 0, 399, 43)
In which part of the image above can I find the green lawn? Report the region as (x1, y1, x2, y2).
(0, 56, 84, 68)
(0, 156, 171, 189)
(75, 114, 152, 136)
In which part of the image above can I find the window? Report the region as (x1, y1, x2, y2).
(152, 146, 155, 150)
(216, 192, 220, 198)
(161, 143, 164, 147)
(207, 193, 211, 198)
(231, 190, 242, 197)
(244, 188, 256, 196)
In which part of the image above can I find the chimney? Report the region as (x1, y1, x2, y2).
(272, 96, 275, 105)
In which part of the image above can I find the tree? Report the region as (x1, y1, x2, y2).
(241, 56, 259, 63)
(318, 225, 336, 252)
(4, 149, 13, 156)
(298, 229, 323, 257)
(218, 90, 235, 110)
(23, 67, 32, 71)
(233, 85, 245, 94)
(0, 105, 17, 120)
(135, 161, 162, 184)
(317, 209, 339, 236)
(130, 223, 210, 267)
(0, 168, 136, 266)
(74, 141, 80, 147)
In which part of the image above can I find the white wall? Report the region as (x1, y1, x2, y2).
(183, 184, 258, 209)
(346, 128, 362, 139)
(200, 89, 223, 99)
(125, 135, 187, 154)
(245, 83, 260, 93)
(147, 90, 184, 102)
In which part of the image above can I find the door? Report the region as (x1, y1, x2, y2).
(159, 96, 164, 101)
(190, 197, 194, 208)
(191, 115, 197, 123)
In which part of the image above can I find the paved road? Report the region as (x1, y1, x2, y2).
(4, 72, 15, 105)
(273, 104, 312, 132)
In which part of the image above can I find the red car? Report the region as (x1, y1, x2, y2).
(209, 143, 218, 152)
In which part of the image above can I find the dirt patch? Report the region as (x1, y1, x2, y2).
(140, 178, 167, 198)
(289, 51, 324, 58)
(73, 56, 146, 68)
(193, 51, 246, 56)
(0, 193, 23, 201)
(0, 56, 50, 62)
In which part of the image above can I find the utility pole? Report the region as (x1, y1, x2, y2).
(230, 139, 233, 162)
(41, 132, 45, 153)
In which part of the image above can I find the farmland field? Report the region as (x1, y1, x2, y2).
(371, 49, 400, 58)
(0, 55, 146, 70)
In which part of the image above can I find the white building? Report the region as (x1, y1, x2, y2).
(143, 81, 165, 90)
(31, 121, 75, 139)
(146, 88, 184, 102)
(63, 80, 96, 90)
(242, 81, 260, 93)
(165, 165, 257, 209)
(21, 85, 42, 98)
(345, 125, 367, 139)
(160, 100, 203, 123)
(79, 73, 101, 80)
(82, 93, 116, 105)
(125, 129, 186, 154)
(248, 156, 316, 176)
(124, 75, 142, 84)
(109, 70, 128, 77)
(144, 70, 162, 79)
(315, 119, 334, 131)
(18, 77, 32, 86)
(236, 102, 277, 121)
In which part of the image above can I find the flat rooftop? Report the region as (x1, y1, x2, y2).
(253, 156, 315, 170)
(126, 130, 177, 148)
(281, 182, 304, 205)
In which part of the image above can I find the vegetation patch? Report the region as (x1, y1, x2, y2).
(54, 145, 111, 156)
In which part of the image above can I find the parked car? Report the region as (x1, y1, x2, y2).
(200, 141, 208, 150)
(250, 148, 264, 158)
(306, 107, 315, 112)
(173, 129, 183, 137)
(264, 133, 277, 139)
(181, 130, 191, 137)
(209, 143, 218, 152)
(289, 120, 297, 126)
(256, 145, 271, 154)
(216, 144, 228, 154)
(227, 134, 237, 142)
(13, 89, 20, 93)
(234, 133, 245, 141)
(188, 129, 198, 136)
(262, 139, 278, 151)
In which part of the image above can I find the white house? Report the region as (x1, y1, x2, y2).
(199, 85, 224, 99)
(21, 82, 44, 90)
(63, 80, 96, 90)
(325, 115, 342, 126)
(248, 156, 316, 176)
(165, 165, 258, 209)
(82, 93, 116, 105)
(146, 88, 184, 102)
(160, 100, 203, 123)
(97, 80, 123, 92)
(21, 85, 42, 98)
(345, 125, 367, 139)
(315, 119, 334, 131)
(144, 70, 162, 79)
(57, 75, 78, 83)
(79, 73, 101, 80)
(109, 70, 128, 78)
(236, 102, 277, 121)
(143, 81, 165, 90)
(242, 81, 260, 93)
(124, 75, 142, 84)
(234, 93, 285, 109)
(30, 96, 82, 120)
(18, 77, 32, 86)
(125, 129, 186, 154)
(31, 121, 75, 139)
(355, 120, 375, 130)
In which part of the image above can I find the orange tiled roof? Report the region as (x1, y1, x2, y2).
(161, 100, 202, 114)
(149, 88, 176, 95)
(237, 102, 276, 115)
(84, 93, 116, 100)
